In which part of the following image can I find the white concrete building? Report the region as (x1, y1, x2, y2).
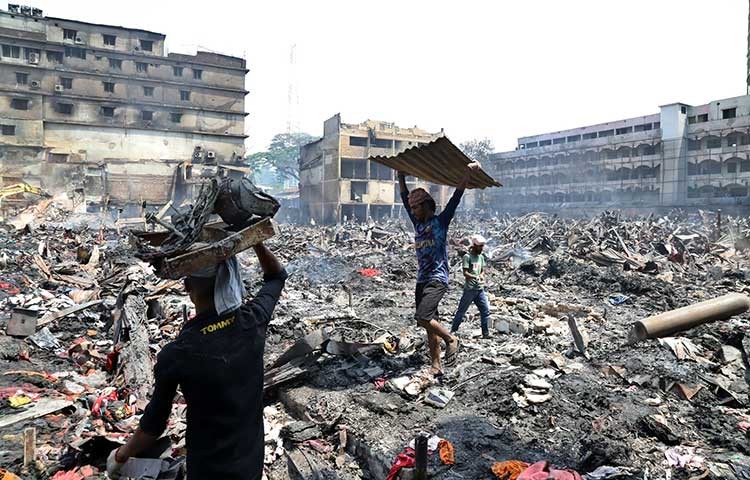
(488, 94, 750, 211)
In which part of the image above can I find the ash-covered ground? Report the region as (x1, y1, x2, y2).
(1, 205, 749, 479)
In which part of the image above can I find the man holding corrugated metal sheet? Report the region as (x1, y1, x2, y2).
(398, 163, 479, 375)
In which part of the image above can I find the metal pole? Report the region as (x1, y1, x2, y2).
(414, 433, 428, 480)
(716, 209, 722, 241)
(628, 293, 750, 343)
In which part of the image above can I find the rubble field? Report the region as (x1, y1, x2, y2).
(1, 200, 750, 479)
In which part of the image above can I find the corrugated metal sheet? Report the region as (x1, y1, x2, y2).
(369, 136, 502, 189)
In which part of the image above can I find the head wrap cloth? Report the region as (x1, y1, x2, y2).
(408, 188, 433, 209)
(190, 256, 244, 315)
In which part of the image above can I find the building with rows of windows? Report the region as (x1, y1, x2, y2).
(299, 113, 454, 224)
(0, 5, 247, 208)
(487, 94, 750, 211)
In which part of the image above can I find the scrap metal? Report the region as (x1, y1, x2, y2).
(369, 136, 502, 188)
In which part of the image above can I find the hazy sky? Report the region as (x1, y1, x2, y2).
(29, 1, 749, 153)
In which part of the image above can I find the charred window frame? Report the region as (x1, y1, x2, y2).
(348, 136, 368, 147)
(64, 47, 86, 60)
(341, 158, 367, 179)
(687, 139, 702, 151)
(350, 181, 368, 202)
(10, 98, 29, 110)
(706, 137, 721, 149)
(370, 137, 393, 149)
(2, 44, 21, 58)
(46, 51, 63, 63)
(56, 103, 73, 115)
(369, 161, 392, 180)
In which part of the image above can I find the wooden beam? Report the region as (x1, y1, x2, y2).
(0, 399, 73, 429)
(37, 300, 104, 329)
(23, 427, 35, 469)
(158, 218, 278, 279)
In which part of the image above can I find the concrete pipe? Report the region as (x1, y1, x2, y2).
(628, 292, 750, 344)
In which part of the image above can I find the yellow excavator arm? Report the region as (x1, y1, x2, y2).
(0, 183, 49, 200)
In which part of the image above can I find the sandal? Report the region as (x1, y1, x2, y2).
(444, 337, 460, 367)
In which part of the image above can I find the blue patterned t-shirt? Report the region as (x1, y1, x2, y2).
(401, 189, 464, 285)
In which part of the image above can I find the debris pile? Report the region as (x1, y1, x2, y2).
(0, 208, 749, 479)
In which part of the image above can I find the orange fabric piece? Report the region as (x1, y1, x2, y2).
(491, 460, 529, 480)
(438, 439, 455, 465)
(1, 469, 23, 480)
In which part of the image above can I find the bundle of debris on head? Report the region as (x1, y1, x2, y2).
(132, 177, 280, 279)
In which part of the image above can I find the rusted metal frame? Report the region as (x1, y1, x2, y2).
(370, 137, 501, 188)
(412, 143, 460, 185)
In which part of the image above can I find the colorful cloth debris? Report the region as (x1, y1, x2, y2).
(492, 460, 529, 480)
(517, 461, 583, 480)
(385, 448, 416, 480)
(438, 439, 455, 465)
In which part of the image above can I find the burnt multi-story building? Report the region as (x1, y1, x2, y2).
(0, 4, 247, 209)
(488, 94, 750, 212)
(299, 113, 452, 224)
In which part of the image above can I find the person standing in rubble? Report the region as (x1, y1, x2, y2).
(450, 234, 491, 338)
(106, 243, 287, 479)
(398, 163, 479, 375)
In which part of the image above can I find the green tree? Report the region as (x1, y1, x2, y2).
(459, 138, 494, 164)
(246, 132, 317, 184)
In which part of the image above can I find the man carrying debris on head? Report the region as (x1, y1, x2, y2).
(398, 163, 479, 375)
(107, 245, 287, 479)
(450, 234, 491, 338)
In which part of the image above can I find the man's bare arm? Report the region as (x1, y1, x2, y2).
(116, 427, 159, 461)
(398, 171, 408, 194)
(463, 268, 479, 280)
(253, 242, 283, 277)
